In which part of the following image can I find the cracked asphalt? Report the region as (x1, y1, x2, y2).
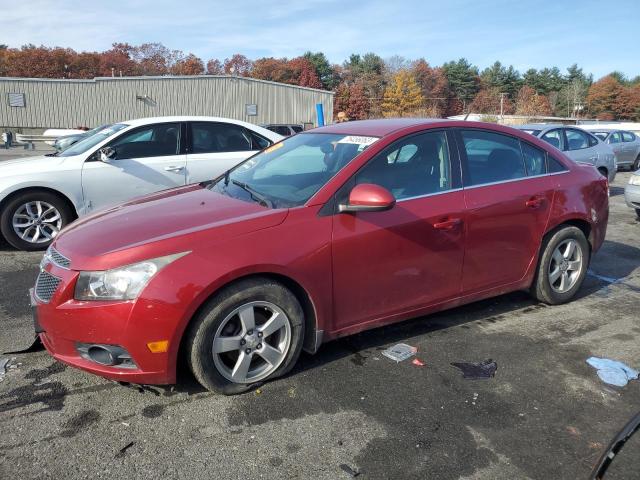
(0, 170, 639, 480)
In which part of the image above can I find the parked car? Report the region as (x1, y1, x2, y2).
(625, 170, 640, 219)
(589, 130, 640, 171)
(54, 124, 110, 152)
(0, 116, 282, 251)
(33, 119, 609, 394)
(261, 123, 304, 136)
(514, 124, 616, 183)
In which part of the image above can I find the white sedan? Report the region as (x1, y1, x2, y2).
(0, 116, 282, 250)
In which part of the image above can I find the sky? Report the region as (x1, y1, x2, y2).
(1, 0, 637, 78)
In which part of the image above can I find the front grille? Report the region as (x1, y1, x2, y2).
(35, 271, 61, 303)
(49, 247, 71, 268)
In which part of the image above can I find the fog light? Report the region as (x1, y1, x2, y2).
(76, 343, 137, 369)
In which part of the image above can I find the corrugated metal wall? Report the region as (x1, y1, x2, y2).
(0, 76, 334, 129)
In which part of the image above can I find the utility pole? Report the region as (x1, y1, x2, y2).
(499, 92, 508, 123)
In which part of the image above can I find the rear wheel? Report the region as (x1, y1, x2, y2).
(186, 278, 304, 395)
(530, 226, 590, 305)
(633, 155, 640, 172)
(0, 191, 73, 251)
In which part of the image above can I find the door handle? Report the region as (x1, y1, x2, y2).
(525, 197, 544, 208)
(164, 165, 184, 172)
(433, 218, 462, 230)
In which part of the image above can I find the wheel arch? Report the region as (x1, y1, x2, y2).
(545, 217, 593, 250)
(0, 186, 79, 220)
(175, 271, 321, 378)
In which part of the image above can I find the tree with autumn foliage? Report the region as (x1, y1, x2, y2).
(586, 75, 625, 120)
(411, 59, 450, 117)
(205, 59, 223, 75)
(470, 87, 514, 115)
(171, 54, 204, 75)
(515, 85, 552, 116)
(223, 54, 252, 76)
(381, 70, 424, 117)
(333, 81, 369, 120)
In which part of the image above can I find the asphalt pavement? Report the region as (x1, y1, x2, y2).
(0, 170, 639, 480)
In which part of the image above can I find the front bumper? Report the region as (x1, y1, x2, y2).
(33, 261, 182, 385)
(625, 183, 640, 210)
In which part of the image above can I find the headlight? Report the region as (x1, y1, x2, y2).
(74, 252, 188, 301)
(629, 175, 640, 186)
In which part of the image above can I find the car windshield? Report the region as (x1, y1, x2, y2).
(209, 132, 379, 208)
(58, 123, 129, 157)
(592, 131, 609, 141)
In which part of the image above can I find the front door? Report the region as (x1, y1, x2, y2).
(331, 130, 466, 332)
(457, 128, 554, 293)
(186, 122, 271, 184)
(81, 122, 186, 211)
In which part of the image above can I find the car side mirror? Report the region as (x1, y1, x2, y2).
(338, 183, 396, 213)
(99, 146, 116, 162)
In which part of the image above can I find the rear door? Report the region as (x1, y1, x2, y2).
(186, 122, 271, 183)
(620, 131, 637, 165)
(607, 131, 626, 165)
(81, 122, 186, 211)
(331, 130, 466, 331)
(457, 128, 555, 293)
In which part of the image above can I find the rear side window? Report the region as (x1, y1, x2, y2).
(609, 132, 621, 143)
(521, 142, 546, 176)
(565, 129, 591, 150)
(547, 155, 568, 173)
(191, 122, 253, 153)
(622, 131, 636, 142)
(460, 130, 525, 186)
(291, 125, 303, 133)
(541, 129, 563, 150)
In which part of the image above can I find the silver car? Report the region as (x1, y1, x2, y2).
(591, 130, 640, 171)
(515, 124, 617, 183)
(625, 170, 640, 219)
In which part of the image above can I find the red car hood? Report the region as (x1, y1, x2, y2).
(54, 184, 288, 270)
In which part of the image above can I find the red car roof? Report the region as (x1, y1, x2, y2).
(310, 118, 452, 137)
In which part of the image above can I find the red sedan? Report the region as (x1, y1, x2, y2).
(32, 119, 609, 394)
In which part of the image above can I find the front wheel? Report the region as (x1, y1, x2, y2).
(530, 226, 590, 305)
(0, 191, 73, 251)
(186, 278, 304, 395)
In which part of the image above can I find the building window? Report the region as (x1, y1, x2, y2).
(8, 93, 26, 107)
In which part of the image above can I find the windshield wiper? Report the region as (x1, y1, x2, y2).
(230, 179, 273, 208)
(45, 152, 59, 157)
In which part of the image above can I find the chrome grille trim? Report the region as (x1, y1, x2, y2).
(35, 271, 61, 303)
(49, 247, 71, 269)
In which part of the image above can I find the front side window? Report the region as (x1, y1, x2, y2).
(210, 133, 378, 208)
(622, 131, 636, 142)
(291, 125, 303, 133)
(110, 123, 181, 159)
(60, 123, 128, 157)
(461, 130, 525, 185)
(541, 129, 563, 150)
(565, 129, 590, 151)
(356, 131, 451, 200)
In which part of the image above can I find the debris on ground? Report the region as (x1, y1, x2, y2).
(0, 357, 10, 381)
(115, 441, 135, 459)
(382, 343, 417, 362)
(451, 359, 497, 379)
(339, 463, 361, 477)
(411, 358, 426, 367)
(586, 357, 639, 387)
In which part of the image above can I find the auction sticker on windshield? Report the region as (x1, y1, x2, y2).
(337, 135, 379, 146)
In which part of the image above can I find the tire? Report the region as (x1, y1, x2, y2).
(635, 209, 640, 220)
(186, 277, 305, 395)
(530, 226, 590, 305)
(597, 167, 608, 178)
(633, 155, 640, 172)
(0, 190, 74, 251)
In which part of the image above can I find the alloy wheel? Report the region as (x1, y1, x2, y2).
(212, 301, 292, 383)
(548, 239, 583, 293)
(12, 201, 62, 244)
